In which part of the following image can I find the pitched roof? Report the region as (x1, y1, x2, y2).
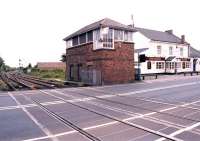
(63, 18, 135, 41)
(190, 47, 200, 58)
(135, 27, 184, 44)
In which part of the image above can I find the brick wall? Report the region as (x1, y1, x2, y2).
(66, 42, 135, 85)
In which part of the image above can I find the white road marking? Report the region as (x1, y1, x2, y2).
(182, 99, 200, 106)
(6, 81, 200, 141)
(8, 92, 59, 141)
(51, 89, 200, 136)
(23, 114, 184, 141)
(117, 81, 200, 97)
(155, 121, 200, 141)
(0, 100, 65, 111)
(50, 89, 199, 124)
(22, 87, 200, 141)
(44, 81, 200, 109)
(43, 90, 183, 141)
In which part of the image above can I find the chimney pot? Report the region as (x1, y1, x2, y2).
(165, 30, 173, 34)
(181, 35, 185, 43)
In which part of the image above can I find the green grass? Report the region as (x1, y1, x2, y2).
(29, 69, 66, 81)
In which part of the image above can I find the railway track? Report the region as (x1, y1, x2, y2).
(58, 88, 200, 124)
(46, 89, 200, 136)
(26, 97, 102, 141)
(32, 90, 181, 141)
(0, 72, 65, 91)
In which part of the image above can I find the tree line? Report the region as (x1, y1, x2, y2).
(0, 57, 10, 72)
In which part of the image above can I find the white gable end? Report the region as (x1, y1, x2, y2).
(133, 32, 150, 50)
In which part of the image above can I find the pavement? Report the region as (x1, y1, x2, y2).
(1, 75, 200, 141)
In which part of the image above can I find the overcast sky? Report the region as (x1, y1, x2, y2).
(0, 0, 199, 67)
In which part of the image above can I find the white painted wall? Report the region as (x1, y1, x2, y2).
(133, 31, 191, 74)
(140, 61, 165, 74)
(133, 32, 150, 50)
(148, 41, 189, 58)
(196, 59, 200, 71)
(133, 32, 189, 58)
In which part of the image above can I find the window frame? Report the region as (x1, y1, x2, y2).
(72, 36, 79, 46)
(180, 48, 184, 56)
(169, 46, 173, 55)
(157, 46, 162, 55)
(124, 31, 133, 42)
(114, 29, 124, 41)
(79, 33, 87, 44)
(87, 31, 93, 42)
(101, 28, 114, 49)
(147, 61, 151, 70)
(156, 62, 164, 69)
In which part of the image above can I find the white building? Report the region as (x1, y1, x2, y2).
(190, 47, 200, 72)
(133, 28, 192, 74)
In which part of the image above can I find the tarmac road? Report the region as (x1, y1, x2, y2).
(1, 75, 200, 141)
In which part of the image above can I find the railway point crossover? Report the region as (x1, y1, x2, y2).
(1, 76, 200, 141)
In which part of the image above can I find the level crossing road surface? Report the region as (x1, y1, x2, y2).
(1, 76, 200, 141)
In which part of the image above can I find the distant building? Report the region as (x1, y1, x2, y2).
(63, 18, 135, 85)
(37, 62, 66, 70)
(133, 28, 192, 74)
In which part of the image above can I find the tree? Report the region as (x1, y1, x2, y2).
(0, 57, 5, 72)
(60, 53, 66, 62)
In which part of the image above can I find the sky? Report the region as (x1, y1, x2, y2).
(0, 0, 200, 67)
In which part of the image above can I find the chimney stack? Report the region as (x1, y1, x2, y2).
(165, 30, 173, 34)
(181, 35, 185, 43)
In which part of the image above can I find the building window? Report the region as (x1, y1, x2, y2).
(101, 28, 113, 48)
(186, 62, 190, 68)
(93, 29, 100, 41)
(66, 39, 72, 48)
(87, 31, 93, 42)
(114, 29, 123, 41)
(147, 61, 151, 69)
(170, 62, 175, 69)
(157, 46, 162, 55)
(180, 48, 183, 56)
(182, 62, 186, 69)
(156, 62, 164, 69)
(72, 36, 79, 46)
(79, 33, 86, 44)
(169, 46, 173, 55)
(166, 62, 175, 69)
(124, 31, 133, 42)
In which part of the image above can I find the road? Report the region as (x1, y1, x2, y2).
(1, 75, 200, 141)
